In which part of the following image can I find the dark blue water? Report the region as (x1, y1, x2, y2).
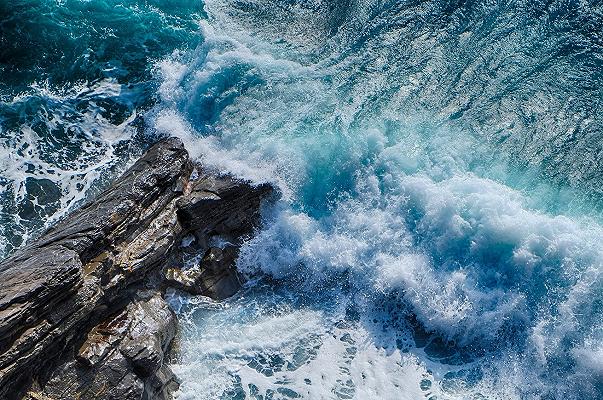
(0, 0, 202, 252)
(2, 1, 603, 398)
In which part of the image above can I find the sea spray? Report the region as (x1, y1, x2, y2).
(0, 0, 203, 255)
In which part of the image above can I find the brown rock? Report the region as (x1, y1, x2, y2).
(38, 292, 178, 400)
(164, 246, 241, 300)
(0, 137, 275, 399)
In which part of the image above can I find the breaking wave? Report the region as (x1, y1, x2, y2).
(2, 0, 603, 398)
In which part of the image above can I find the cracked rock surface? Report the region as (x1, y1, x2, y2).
(0, 138, 274, 400)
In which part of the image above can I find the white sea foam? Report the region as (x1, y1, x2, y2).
(152, 1, 603, 398)
(0, 79, 137, 252)
(172, 287, 456, 400)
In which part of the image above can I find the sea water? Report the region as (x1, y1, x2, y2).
(1, 1, 602, 399)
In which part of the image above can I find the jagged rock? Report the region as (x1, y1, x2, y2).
(177, 173, 273, 241)
(34, 292, 178, 400)
(198, 246, 241, 300)
(164, 245, 240, 300)
(0, 138, 275, 399)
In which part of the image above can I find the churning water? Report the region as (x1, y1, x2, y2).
(2, 1, 603, 398)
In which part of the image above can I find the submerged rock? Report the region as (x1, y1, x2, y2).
(0, 138, 274, 399)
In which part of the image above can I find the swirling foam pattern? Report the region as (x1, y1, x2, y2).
(3, 0, 603, 398)
(0, 0, 202, 254)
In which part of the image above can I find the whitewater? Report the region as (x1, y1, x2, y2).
(1, 0, 602, 399)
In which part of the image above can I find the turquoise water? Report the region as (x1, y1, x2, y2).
(2, 1, 603, 398)
(0, 0, 203, 252)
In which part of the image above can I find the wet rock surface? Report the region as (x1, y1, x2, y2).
(0, 138, 274, 399)
(165, 245, 241, 300)
(32, 292, 179, 400)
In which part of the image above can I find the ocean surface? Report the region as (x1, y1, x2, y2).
(2, 1, 603, 398)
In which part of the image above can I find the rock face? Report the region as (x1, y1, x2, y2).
(0, 138, 274, 399)
(34, 292, 179, 400)
(164, 246, 240, 300)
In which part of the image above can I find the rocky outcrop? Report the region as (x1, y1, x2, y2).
(0, 138, 274, 399)
(29, 292, 179, 400)
(164, 245, 240, 300)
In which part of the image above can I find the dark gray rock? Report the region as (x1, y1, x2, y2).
(177, 173, 273, 241)
(164, 246, 240, 300)
(0, 137, 275, 399)
(35, 292, 178, 400)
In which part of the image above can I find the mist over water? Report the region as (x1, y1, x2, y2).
(2, 0, 603, 398)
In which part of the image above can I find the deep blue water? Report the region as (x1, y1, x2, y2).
(2, 1, 603, 399)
